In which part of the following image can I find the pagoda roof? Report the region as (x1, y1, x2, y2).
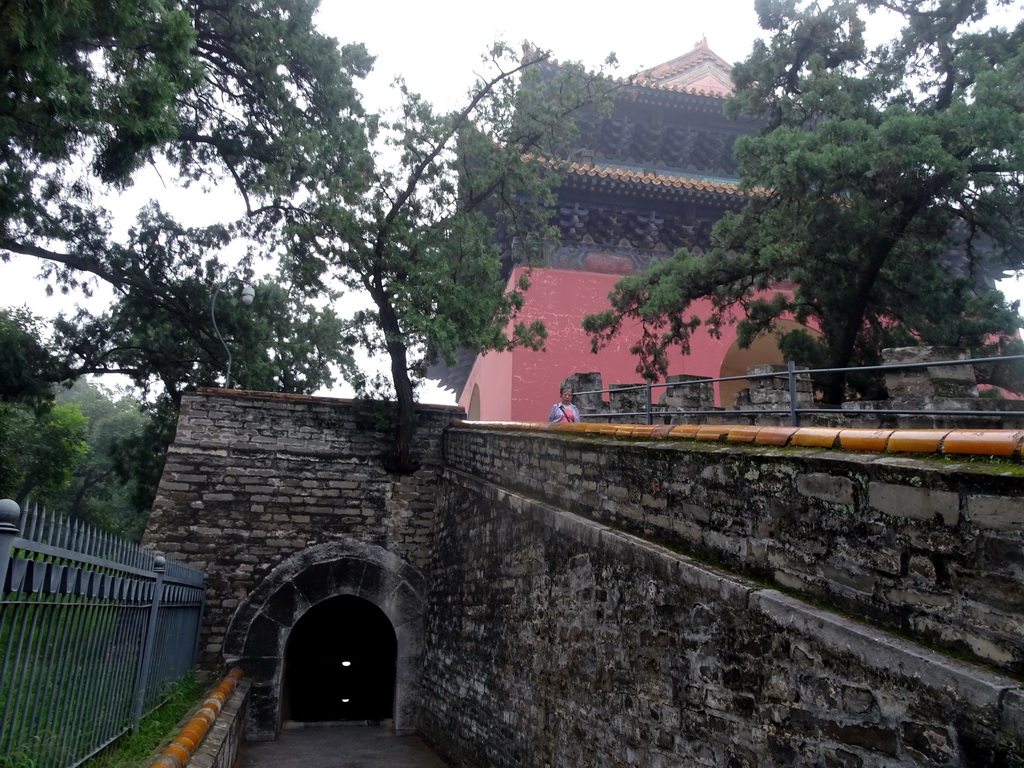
(562, 161, 744, 198)
(631, 37, 735, 97)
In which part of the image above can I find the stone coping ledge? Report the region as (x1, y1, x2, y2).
(195, 388, 464, 414)
(451, 419, 1024, 458)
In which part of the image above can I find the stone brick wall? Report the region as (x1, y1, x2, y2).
(142, 389, 1024, 762)
(421, 471, 1024, 767)
(442, 426, 1024, 677)
(143, 389, 460, 670)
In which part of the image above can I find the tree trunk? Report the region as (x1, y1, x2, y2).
(382, 343, 419, 474)
(821, 197, 930, 404)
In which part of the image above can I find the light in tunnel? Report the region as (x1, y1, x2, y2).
(285, 594, 396, 722)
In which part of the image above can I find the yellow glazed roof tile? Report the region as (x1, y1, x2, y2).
(754, 427, 800, 446)
(565, 162, 743, 195)
(455, 421, 1024, 460)
(887, 430, 951, 454)
(696, 425, 731, 441)
(940, 430, 1024, 456)
(727, 426, 762, 443)
(790, 428, 842, 448)
(838, 429, 895, 452)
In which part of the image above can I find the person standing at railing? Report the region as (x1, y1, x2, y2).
(548, 387, 582, 423)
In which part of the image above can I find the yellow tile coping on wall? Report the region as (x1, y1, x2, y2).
(790, 428, 842, 449)
(838, 429, 895, 452)
(449, 420, 1024, 459)
(940, 430, 1024, 456)
(696, 425, 732, 441)
(753, 427, 800, 446)
(149, 668, 244, 768)
(886, 430, 951, 454)
(727, 425, 762, 443)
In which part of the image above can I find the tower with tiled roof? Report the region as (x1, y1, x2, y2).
(450, 41, 799, 421)
(634, 36, 735, 95)
(539, 37, 755, 278)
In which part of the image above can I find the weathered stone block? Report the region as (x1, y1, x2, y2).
(967, 495, 1024, 531)
(796, 473, 855, 505)
(882, 346, 978, 398)
(658, 374, 714, 411)
(900, 722, 954, 763)
(868, 482, 959, 525)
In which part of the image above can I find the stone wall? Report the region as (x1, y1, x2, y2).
(143, 389, 460, 670)
(143, 389, 1024, 762)
(442, 425, 1024, 677)
(421, 469, 1024, 767)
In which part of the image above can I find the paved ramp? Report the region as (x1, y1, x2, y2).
(239, 726, 449, 768)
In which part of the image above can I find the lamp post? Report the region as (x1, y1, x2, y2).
(211, 278, 255, 388)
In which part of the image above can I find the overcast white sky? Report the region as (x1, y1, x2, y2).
(2, 1, 1021, 402)
(315, 0, 766, 110)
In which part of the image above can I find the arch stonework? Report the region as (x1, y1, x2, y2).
(717, 318, 817, 406)
(222, 540, 427, 740)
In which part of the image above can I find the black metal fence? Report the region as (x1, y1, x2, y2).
(0, 499, 206, 768)
(572, 352, 1024, 427)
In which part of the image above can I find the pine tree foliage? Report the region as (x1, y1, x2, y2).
(584, 0, 1024, 403)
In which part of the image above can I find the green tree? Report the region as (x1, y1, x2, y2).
(294, 43, 615, 471)
(0, 307, 82, 507)
(50, 207, 358, 404)
(51, 380, 153, 538)
(0, 401, 89, 506)
(584, 0, 1024, 403)
(2, 0, 373, 396)
(2, 0, 376, 508)
(0, 308, 66, 406)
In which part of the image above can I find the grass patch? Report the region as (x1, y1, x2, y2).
(82, 672, 207, 768)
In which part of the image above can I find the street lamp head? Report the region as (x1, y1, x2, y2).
(211, 276, 257, 389)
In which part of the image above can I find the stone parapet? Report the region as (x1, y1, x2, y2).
(422, 472, 1023, 767)
(882, 346, 979, 399)
(572, 346, 1024, 429)
(446, 421, 1024, 677)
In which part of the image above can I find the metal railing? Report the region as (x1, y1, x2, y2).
(574, 353, 1024, 427)
(0, 499, 206, 768)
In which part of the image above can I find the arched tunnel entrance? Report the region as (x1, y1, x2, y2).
(284, 595, 397, 723)
(223, 541, 427, 739)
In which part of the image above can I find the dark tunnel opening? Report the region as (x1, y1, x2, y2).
(284, 594, 397, 723)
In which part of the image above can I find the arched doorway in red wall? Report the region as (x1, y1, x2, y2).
(718, 320, 819, 406)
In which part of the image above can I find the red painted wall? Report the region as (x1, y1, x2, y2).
(460, 267, 758, 422)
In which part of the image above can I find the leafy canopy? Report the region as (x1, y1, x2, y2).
(290, 42, 615, 471)
(2, 3, 615, 477)
(1, 0, 380, 510)
(584, 0, 1024, 403)
(2, 0, 374, 401)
